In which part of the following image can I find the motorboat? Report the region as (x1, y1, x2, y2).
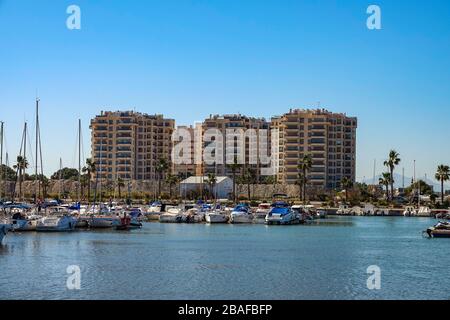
(7, 204, 40, 231)
(114, 212, 143, 230)
(336, 204, 351, 215)
(265, 202, 299, 225)
(253, 203, 271, 224)
(425, 221, 450, 238)
(417, 206, 432, 217)
(317, 209, 327, 219)
(0, 222, 12, 244)
(403, 206, 417, 217)
(229, 204, 253, 224)
(159, 206, 183, 223)
(350, 206, 363, 216)
(435, 210, 450, 219)
(87, 204, 120, 228)
(36, 206, 78, 232)
(205, 206, 229, 224)
(148, 201, 163, 213)
(363, 204, 376, 216)
(89, 214, 119, 228)
(291, 205, 313, 224)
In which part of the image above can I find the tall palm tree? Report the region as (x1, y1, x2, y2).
(155, 158, 169, 198)
(341, 176, 354, 203)
(80, 174, 89, 200)
(379, 172, 392, 200)
(165, 174, 179, 199)
(205, 173, 217, 201)
(297, 174, 305, 202)
(82, 158, 96, 202)
(241, 168, 256, 200)
(383, 150, 400, 201)
(117, 177, 125, 199)
(13, 155, 29, 201)
(227, 156, 242, 204)
(298, 154, 312, 203)
(435, 164, 450, 204)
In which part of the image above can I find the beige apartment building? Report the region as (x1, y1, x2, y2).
(200, 114, 272, 182)
(272, 108, 357, 189)
(172, 124, 201, 178)
(90, 111, 174, 181)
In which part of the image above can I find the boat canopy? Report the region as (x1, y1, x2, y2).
(233, 205, 249, 212)
(271, 201, 289, 208)
(269, 207, 290, 215)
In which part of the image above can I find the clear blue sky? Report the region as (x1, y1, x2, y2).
(1, 0, 449, 182)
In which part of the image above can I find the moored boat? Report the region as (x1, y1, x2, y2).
(425, 221, 450, 238)
(229, 204, 253, 224)
(205, 210, 229, 223)
(265, 201, 299, 225)
(36, 207, 78, 232)
(253, 203, 271, 224)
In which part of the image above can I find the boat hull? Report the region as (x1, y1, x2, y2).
(230, 214, 253, 224)
(89, 217, 118, 228)
(427, 228, 450, 238)
(206, 213, 228, 224)
(12, 219, 38, 231)
(265, 214, 299, 225)
(36, 217, 77, 232)
(159, 214, 182, 223)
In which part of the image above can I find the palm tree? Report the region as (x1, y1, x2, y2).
(165, 174, 179, 199)
(297, 173, 305, 202)
(117, 177, 125, 199)
(80, 174, 89, 200)
(435, 164, 450, 204)
(379, 172, 392, 200)
(206, 173, 217, 200)
(82, 158, 96, 202)
(383, 150, 400, 201)
(241, 168, 256, 200)
(227, 156, 242, 204)
(13, 155, 29, 201)
(155, 158, 169, 198)
(298, 154, 312, 203)
(341, 177, 354, 203)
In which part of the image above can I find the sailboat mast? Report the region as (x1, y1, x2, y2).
(0, 121, 3, 200)
(23, 122, 27, 202)
(35, 98, 40, 203)
(78, 119, 81, 205)
(59, 158, 62, 200)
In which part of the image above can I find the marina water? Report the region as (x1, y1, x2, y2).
(1, 217, 449, 300)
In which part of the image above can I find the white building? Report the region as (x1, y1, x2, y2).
(180, 176, 233, 199)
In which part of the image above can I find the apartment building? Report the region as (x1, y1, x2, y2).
(90, 111, 174, 181)
(172, 124, 202, 178)
(201, 114, 272, 181)
(273, 109, 357, 189)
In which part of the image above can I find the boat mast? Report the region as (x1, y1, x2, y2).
(35, 98, 40, 203)
(0, 121, 3, 200)
(78, 119, 81, 207)
(23, 122, 27, 203)
(59, 158, 62, 201)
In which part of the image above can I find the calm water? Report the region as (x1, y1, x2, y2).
(0, 217, 449, 300)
